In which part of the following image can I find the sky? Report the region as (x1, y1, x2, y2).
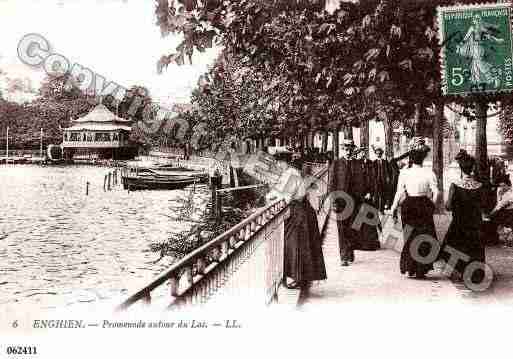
(0, 0, 220, 106)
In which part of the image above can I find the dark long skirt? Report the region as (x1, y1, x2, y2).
(284, 198, 327, 283)
(440, 221, 484, 275)
(400, 196, 437, 277)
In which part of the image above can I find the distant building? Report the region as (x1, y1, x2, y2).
(62, 104, 137, 160)
(446, 105, 511, 159)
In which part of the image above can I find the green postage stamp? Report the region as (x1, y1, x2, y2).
(438, 3, 513, 96)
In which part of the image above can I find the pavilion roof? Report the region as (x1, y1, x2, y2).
(72, 104, 132, 124)
(64, 123, 132, 132)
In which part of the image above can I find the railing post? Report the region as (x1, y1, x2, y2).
(221, 241, 229, 260)
(169, 277, 178, 297)
(197, 257, 206, 276)
(142, 292, 151, 305)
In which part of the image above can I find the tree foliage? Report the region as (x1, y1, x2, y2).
(155, 0, 511, 148)
(0, 72, 162, 149)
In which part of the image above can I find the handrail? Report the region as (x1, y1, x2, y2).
(118, 198, 288, 310)
(117, 164, 329, 311)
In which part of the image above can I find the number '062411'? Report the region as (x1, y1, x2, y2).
(6, 346, 37, 355)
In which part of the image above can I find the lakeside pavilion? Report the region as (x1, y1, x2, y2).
(62, 104, 137, 160)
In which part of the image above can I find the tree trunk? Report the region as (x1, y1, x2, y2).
(433, 101, 444, 213)
(333, 128, 340, 160)
(383, 114, 394, 159)
(343, 124, 353, 141)
(475, 101, 489, 182)
(475, 100, 497, 214)
(360, 119, 370, 158)
(308, 130, 314, 149)
(321, 130, 328, 153)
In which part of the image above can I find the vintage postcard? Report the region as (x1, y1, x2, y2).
(1, 0, 513, 357)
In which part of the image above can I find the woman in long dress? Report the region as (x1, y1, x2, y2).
(389, 137, 439, 279)
(439, 150, 485, 283)
(268, 158, 327, 289)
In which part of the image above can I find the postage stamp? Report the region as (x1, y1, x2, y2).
(438, 3, 513, 96)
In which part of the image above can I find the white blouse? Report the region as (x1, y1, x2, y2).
(391, 165, 438, 210)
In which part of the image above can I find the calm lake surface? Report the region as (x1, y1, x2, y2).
(0, 165, 209, 310)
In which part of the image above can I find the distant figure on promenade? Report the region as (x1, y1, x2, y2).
(355, 147, 381, 251)
(389, 137, 439, 279)
(379, 147, 411, 212)
(268, 158, 327, 290)
(329, 139, 379, 267)
(439, 150, 485, 283)
(371, 146, 391, 213)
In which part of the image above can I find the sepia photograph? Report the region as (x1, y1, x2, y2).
(1, 0, 513, 357)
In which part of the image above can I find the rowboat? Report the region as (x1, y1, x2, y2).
(121, 165, 207, 191)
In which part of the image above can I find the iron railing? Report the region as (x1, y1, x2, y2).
(117, 166, 330, 311)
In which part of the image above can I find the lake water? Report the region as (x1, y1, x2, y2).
(0, 165, 210, 311)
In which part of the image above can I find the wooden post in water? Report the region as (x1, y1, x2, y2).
(86, 181, 89, 196)
(104, 175, 107, 191)
(108, 172, 112, 191)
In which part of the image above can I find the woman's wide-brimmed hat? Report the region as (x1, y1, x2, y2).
(408, 136, 430, 153)
(373, 146, 384, 154)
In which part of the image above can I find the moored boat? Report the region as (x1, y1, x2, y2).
(121, 166, 206, 191)
(122, 175, 198, 191)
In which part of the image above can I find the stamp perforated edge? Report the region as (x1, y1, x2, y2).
(436, 1, 513, 96)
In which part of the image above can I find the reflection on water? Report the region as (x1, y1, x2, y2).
(0, 165, 209, 310)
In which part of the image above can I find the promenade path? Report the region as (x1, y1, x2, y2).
(299, 212, 513, 309)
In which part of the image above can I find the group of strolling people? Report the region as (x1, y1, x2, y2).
(279, 136, 513, 291)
